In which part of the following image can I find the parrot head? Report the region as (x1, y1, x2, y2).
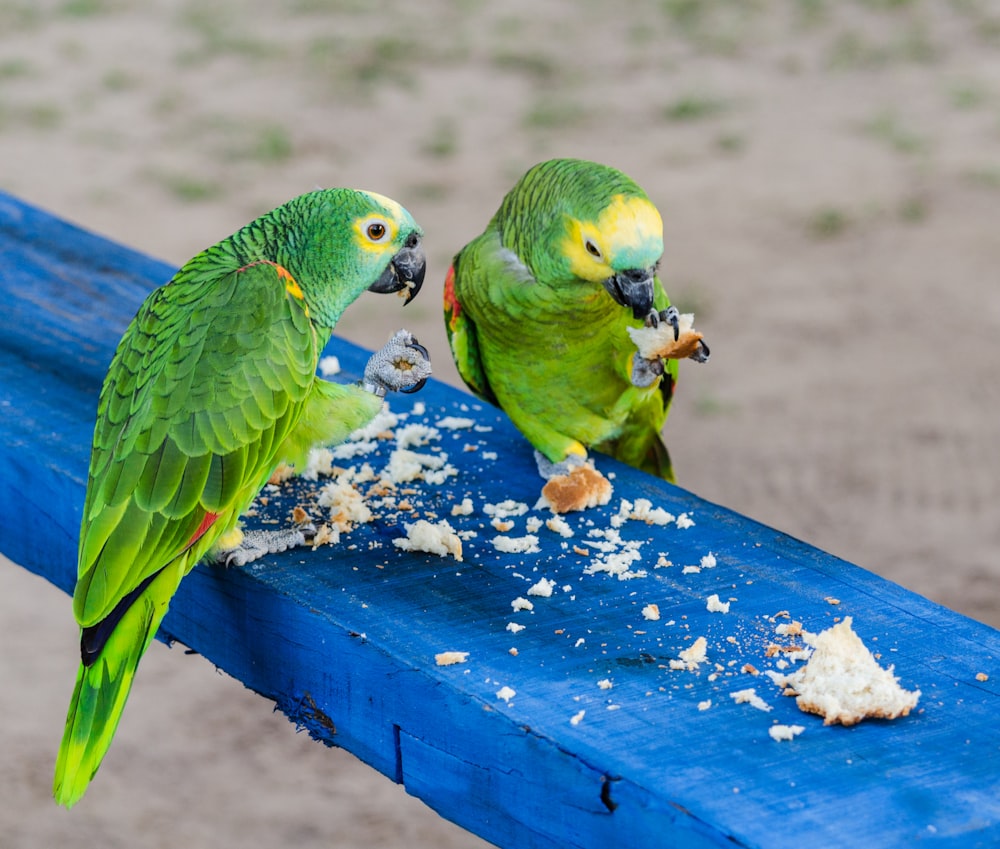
(495, 158, 664, 320)
(274, 188, 426, 327)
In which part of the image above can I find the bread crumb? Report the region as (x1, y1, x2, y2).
(508, 647, 518, 656)
(544, 515, 574, 538)
(348, 405, 399, 442)
(392, 519, 463, 561)
(730, 688, 772, 712)
(435, 651, 469, 666)
(395, 422, 439, 448)
(496, 686, 516, 702)
(491, 517, 515, 532)
(540, 465, 613, 514)
(676, 513, 695, 530)
(451, 497, 474, 517)
(384, 448, 455, 484)
(976, 672, 989, 682)
(268, 462, 296, 485)
(572, 545, 591, 556)
(697, 700, 712, 711)
(506, 622, 525, 634)
(492, 534, 540, 554)
(825, 597, 841, 605)
(642, 603, 661, 621)
(570, 709, 586, 726)
(700, 552, 716, 569)
(318, 479, 373, 532)
(610, 498, 675, 528)
(318, 355, 341, 376)
(597, 679, 613, 690)
(311, 523, 339, 548)
(769, 724, 805, 742)
(484, 499, 529, 519)
(670, 636, 708, 671)
(766, 617, 920, 726)
(527, 577, 556, 597)
(511, 597, 534, 612)
(775, 621, 803, 637)
(706, 594, 730, 614)
(435, 416, 476, 430)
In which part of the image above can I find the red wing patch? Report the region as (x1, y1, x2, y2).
(443, 263, 462, 332)
(185, 511, 221, 551)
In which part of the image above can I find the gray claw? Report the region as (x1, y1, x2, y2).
(690, 339, 710, 363)
(400, 337, 429, 394)
(644, 306, 680, 341)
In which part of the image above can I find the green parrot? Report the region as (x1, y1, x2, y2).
(53, 187, 431, 808)
(444, 158, 704, 483)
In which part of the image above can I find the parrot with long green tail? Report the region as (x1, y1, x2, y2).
(54, 188, 431, 808)
(444, 158, 707, 491)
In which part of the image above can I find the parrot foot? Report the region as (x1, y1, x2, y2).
(363, 329, 432, 397)
(218, 522, 316, 567)
(533, 449, 588, 481)
(631, 353, 664, 388)
(644, 305, 680, 340)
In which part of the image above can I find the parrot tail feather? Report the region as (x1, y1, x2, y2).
(53, 587, 169, 808)
(80, 567, 162, 665)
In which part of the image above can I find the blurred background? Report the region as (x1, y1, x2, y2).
(2, 0, 999, 846)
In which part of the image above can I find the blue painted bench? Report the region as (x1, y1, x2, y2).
(1, 191, 998, 848)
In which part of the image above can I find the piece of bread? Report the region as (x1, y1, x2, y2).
(627, 313, 706, 361)
(768, 617, 920, 726)
(540, 465, 613, 514)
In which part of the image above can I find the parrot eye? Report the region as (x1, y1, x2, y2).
(361, 216, 393, 244)
(584, 238, 603, 260)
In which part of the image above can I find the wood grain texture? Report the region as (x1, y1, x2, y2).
(1, 190, 998, 848)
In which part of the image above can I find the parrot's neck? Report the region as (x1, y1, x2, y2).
(223, 203, 354, 331)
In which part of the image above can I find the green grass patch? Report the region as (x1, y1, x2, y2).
(0, 58, 33, 80)
(151, 170, 225, 203)
(522, 98, 587, 131)
(861, 110, 930, 155)
(806, 206, 851, 239)
(949, 81, 989, 109)
(250, 124, 293, 163)
(102, 68, 138, 92)
(664, 94, 727, 122)
(59, 0, 110, 16)
(419, 118, 458, 160)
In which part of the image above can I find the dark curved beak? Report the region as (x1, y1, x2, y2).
(368, 233, 426, 304)
(602, 268, 655, 320)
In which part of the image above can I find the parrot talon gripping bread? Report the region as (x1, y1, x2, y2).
(53, 187, 428, 808)
(444, 157, 708, 502)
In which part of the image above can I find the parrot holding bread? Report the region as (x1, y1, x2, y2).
(443, 158, 706, 489)
(54, 188, 431, 807)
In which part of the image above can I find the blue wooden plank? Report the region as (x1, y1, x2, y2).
(1, 190, 999, 848)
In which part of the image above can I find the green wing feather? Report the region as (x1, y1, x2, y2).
(55, 261, 320, 807)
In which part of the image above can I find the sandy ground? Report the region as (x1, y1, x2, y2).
(2, 0, 1000, 846)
